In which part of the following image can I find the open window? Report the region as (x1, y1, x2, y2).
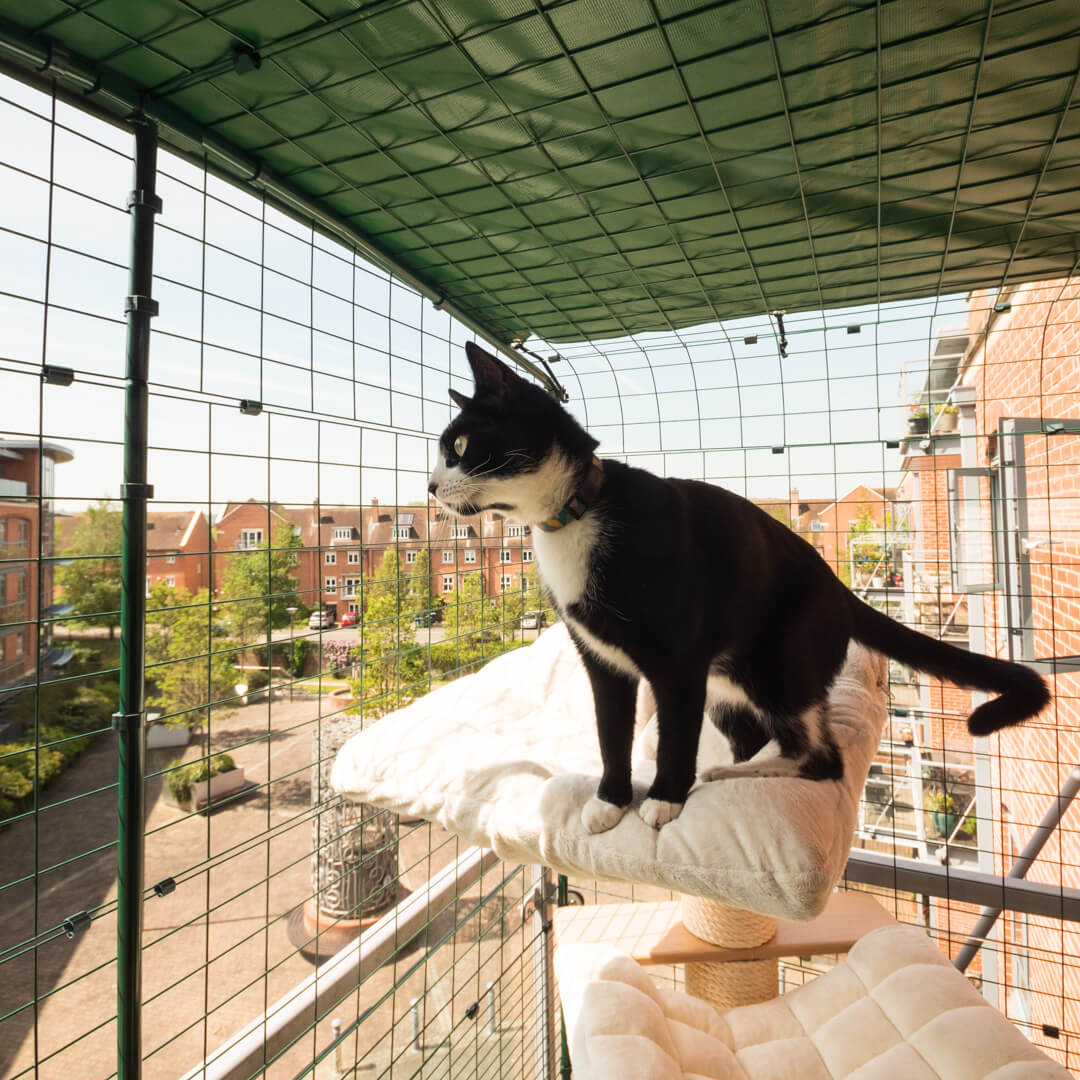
(946, 468, 1001, 594)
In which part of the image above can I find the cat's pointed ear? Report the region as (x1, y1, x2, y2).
(465, 341, 523, 398)
(448, 388, 472, 411)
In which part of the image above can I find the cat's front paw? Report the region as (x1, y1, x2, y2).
(581, 796, 627, 834)
(639, 798, 683, 829)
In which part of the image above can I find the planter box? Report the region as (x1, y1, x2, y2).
(935, 412, 958, 432)
(907, 417, 929, 435)
(146, 722, 191, 750)
(191, 767, 247, 807)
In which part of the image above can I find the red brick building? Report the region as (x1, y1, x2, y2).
(0, 439, 73, 701)
(212, 499, 536, 616)
(757, 483, 900, 583)
(895, 282, 1080, 1058)
(145, 510, 210, 595)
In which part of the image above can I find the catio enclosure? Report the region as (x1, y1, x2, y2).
(0, 1, 1079, 1078)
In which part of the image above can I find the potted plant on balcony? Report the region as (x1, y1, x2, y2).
(907, 406, 930, 435)
(927, 791, 962, 838)
(935, 403, 959, 432)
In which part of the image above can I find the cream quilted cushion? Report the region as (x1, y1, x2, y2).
(332, 625, 887, 920)
(556, 923, 1071, 1080)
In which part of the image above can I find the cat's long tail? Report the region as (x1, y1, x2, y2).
(849, 596, 1050, 735)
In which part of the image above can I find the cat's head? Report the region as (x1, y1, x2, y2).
(428, 342, 598, 522)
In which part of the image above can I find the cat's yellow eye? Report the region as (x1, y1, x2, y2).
(453, 434, 468, 457)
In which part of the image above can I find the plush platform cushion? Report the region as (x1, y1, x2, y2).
(331, 623, 886, 920)
(555, 923, 1071, 1080)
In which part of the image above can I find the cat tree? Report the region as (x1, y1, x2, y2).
(331, 624, 890, 1008)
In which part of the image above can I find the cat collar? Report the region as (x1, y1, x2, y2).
(535, 456, 604, 532)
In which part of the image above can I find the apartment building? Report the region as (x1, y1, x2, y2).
(212, 498, 534, 615)
(894, 284, 1080, 1034)
(0, 439, 73, 698)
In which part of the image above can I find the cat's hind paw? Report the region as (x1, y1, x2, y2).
(581, 796, 627, 834)
(639, 798, 683, 829)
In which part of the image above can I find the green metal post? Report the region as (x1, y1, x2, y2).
(114, 113, 160, 1080)
(557, 874, 572, 1079)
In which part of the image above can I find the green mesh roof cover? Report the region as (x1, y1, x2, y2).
(1, 0, 1079, 343)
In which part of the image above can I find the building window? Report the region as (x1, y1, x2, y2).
(165, 554, 176, 564)
(405, 551, 418, 564)
(11, 632, 24, 657)
(325, 577, 337, 593)
(523, 549, 534, 562)
(165, 576, 175, 587)
(348, 602, 359, 614)
(293, 526, 302, 537)
(333, 526, 352, 541)
(325, 551, 336, 564)
(347, 550, 360, 564)
(464, 549, 477, 563)
(450, 525, 470, 539)
(500, 575, 514, 589)
(392, 525, 412, 540)
(500, 549, 513, 563)
(145, 576, 151, 595)
(343, 577, 361, 597)
(442, 575, 455, 593)
(442, 550, 454, 564)
(506, 524, 527, 538)
(240, 528, 263, 548)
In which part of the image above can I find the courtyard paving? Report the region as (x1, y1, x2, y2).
(0, 692, 547, 1080)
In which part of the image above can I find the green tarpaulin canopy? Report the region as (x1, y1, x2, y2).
(1, 0, 1077, 344)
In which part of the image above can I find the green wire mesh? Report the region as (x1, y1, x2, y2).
(0, 22, 1080, 1078)
(0, 1, 1078, 342)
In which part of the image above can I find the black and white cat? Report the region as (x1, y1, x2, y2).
(429, 341, 1051, 833)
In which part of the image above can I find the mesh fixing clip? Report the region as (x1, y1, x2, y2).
(126, 189, 163, 214)
(63, 910, 92, 939)
(111, 711, 146, 733)
(120, 482, 155, 500)
(153, 877, 176, 898)
(125, 294, 159, 317)
(464, 1001, 479, 1021)
(41, 364, 74, 387)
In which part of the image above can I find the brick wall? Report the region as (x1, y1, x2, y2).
(942, 280, 1080, 1049)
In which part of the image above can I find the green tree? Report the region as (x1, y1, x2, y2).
(219, 521, 304, 650)
(350, 548, 420, 716)
(442, 568, 492, 662)
(146, 584, 235, 725)
(494, 566, 545, 641)
(404, 547, 434, 617)
(57, 500, 123, 638)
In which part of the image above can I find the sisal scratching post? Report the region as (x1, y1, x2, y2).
(680, 895, 779, 1008)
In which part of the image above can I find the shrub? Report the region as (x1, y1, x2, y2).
(0, 743, 66, 819)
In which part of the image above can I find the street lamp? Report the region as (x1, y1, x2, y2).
(286, 606, 298, 700)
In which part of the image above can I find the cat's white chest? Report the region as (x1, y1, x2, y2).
(533, 517, 640, 677)
(531, 516, 599, 609)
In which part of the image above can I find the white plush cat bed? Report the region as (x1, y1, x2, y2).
(331, 624, 887, 920)
(555, 923, 1071, 1079)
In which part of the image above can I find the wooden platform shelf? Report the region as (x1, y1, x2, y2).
(554, 892, 893, 966)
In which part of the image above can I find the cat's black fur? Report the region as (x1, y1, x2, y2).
(430, 342, 1051, 830)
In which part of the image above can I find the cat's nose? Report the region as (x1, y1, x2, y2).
(428, 480, 438, 496)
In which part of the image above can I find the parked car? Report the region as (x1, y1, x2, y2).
(308, 609, 335, 629)
(520, 610, 546, 630)
(340, 611, 358, 627)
